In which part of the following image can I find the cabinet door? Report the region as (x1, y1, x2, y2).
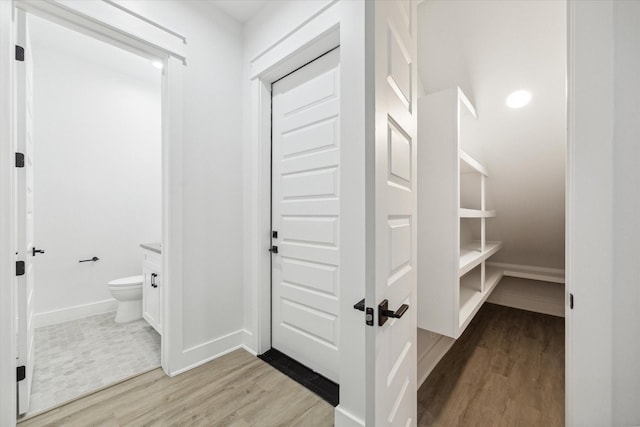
(142, 263, 160, 333)
(155, 272, 162, 334)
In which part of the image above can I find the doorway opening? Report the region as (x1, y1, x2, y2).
(259, 47, 341, 407)
(16, 11, 166, 419)
(414, 0, 567, 424)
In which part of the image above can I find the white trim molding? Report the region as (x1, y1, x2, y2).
(15, 0, 186, 63)
(0, 1, 17, 424)
(486, 262, 565, 284)
(248, 0, 338, 79)
(33, 299, 118, 328)
(334, 406, 365, 427)
(170, 330, 244, 377)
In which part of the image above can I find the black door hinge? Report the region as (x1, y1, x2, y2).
(17, 365, 25, 382)
(15, 152, 25, 168)
(268, 246, 278, 254)
(15, 45, 24, 62)
(569, 293, 574, 309)
(16, 261, 25, 276)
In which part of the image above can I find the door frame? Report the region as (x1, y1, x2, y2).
(0, 1, 185, 424)
(565, 1, 615, 425)
(245, 2, 367, 425)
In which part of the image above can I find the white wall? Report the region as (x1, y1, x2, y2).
(31, 17, 161, 325)
(612, 1, 640, 424)
(117, 1, 245, 368)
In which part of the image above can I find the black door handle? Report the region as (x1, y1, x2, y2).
(79, 257, 99, 263)
(32, 248, 45, 256)
(151, 273, 158, 288)
(378, 299, 409, 326)
(268, 246, 278, 254)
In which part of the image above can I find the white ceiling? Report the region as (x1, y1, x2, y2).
(418, 0, 567, 269)
(208, 0, 267, 23)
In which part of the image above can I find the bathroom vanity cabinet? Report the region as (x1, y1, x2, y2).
(141, 244, 162, 334)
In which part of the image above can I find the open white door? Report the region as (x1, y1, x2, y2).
(16, 9, 35, 416)
(366, 1, 418, 426)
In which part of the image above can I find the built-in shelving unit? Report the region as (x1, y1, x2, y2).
(417, 87, 502, 339)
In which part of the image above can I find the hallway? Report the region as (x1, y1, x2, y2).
(19, 349, 333, 426)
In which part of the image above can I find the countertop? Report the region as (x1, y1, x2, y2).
(140, 242, 161, 254)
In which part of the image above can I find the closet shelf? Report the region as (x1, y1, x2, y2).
(418, 87, 502, 339)
(459, 208, 496, 218)
(459, 241, 503, 277)
(459, 265, 503, 330)
(459, 150, 488, 176)
(486, 262, 566, 284)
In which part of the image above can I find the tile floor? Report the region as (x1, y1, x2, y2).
(27, 312, 160, 416)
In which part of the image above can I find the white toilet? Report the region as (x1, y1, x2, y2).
(108, 275, 143, 323)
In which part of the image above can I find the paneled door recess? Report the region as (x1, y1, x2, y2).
(271, 48, 340, 383)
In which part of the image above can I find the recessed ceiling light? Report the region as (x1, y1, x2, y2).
(151, 60, 163, 70)
(506, 90, 532, 109)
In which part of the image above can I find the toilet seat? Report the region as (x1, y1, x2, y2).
(108, 275, 143, 287)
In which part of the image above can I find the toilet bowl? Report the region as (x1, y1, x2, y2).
(108, 275, 143, 323)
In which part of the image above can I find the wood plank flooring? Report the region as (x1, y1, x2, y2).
(19, 349, 334, 427)
(418, 303, 565, 426)
(20, 303, 563, 427)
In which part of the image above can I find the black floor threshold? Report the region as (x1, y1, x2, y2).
(258, 348, 339, 407)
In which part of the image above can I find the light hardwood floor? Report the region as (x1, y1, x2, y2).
(418, 303, 565, 426)
(19, 349, 334, 427)
(20, 304, 563, 427)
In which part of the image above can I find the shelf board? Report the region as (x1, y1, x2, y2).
(459, 265, 503, 333)
(459, 150, 488, 176)
(459, 241, 503, 277)
(457, 87, 477, 119)
(486, 262, 565, 284)
(459, 208, 496, 218)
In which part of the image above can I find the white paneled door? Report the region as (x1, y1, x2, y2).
(16, 9, 35, 415)
(367, 0, 418, 426)
(271, 48, 341, 383)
